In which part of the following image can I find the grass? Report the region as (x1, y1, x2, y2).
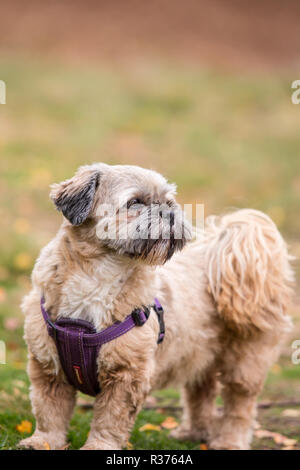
(0, 56, 300, 450)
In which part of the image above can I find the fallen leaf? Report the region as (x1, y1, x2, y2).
(274, 435, 297, 447)
(139, 423, 161, 432)
(16, 420, 32, 434)
(255, 429, 297, 447)
(282, 409, 300, 418)
(161, 416, 178, 430)
(271, 363, 282, 375)
(43, 442, 51, 450)
(200, 443, 208, 450)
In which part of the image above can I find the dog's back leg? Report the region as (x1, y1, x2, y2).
(170, 367, 218, 443)
(210, 335, 282, 450)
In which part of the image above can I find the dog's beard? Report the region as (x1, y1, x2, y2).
(97, 204, 192, 264)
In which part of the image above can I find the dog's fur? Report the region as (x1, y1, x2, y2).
(20, 163, 294, 450)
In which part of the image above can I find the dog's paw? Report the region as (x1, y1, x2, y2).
(209, 436, 249, 450)
(169, 426, 209, 443)
(19, 436, 51, 450)
(80, 438, 120, 450)
(19, 433, 67, 450)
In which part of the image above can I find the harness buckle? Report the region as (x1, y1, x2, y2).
(132, 307, 149, 326)
(153, 302, 165, 344)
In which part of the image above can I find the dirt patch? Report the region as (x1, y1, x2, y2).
(1, 0, 300, 70)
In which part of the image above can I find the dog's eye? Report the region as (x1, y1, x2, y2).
(127, 198, 144, 208)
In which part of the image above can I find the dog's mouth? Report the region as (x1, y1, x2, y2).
(125, 231, 187, 264)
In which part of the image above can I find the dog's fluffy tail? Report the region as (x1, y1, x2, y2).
(204, 209, 294, 333)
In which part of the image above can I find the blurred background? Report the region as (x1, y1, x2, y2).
(0, 0, 300, 450)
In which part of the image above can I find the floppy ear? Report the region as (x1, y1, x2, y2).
(50, 169, 100, 226)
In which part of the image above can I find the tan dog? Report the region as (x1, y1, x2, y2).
(20, 163, 294, 450)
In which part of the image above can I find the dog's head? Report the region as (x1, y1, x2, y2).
(50, 163, 192, 264)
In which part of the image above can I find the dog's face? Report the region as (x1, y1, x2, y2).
(50, 163, 192, 264)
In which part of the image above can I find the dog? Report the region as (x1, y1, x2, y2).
(19, 163, 294, 450)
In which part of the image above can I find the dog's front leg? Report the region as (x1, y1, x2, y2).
(19, 354, 76, 450)
(81, 382, 147, 450)
(81, 368, 150, 450)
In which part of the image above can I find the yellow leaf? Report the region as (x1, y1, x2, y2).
(161, 416, 178, 430)
(43, 442, 51, 450)
(14, 253, 32, 270)
(139, 423, 161, 432)
(127, 441, 133, 450)
(16, 420, 32, 434)
(271, 363, 282, 375)
(200, 443, 208, 450)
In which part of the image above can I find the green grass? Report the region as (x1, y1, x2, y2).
(0, 56, 300, 450)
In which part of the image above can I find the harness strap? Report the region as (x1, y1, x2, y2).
(41, 298, 150, 347)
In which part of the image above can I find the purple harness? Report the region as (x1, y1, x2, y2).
(41, 297, 164, 396)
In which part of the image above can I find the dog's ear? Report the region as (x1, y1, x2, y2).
(50, 168, 100, 226)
